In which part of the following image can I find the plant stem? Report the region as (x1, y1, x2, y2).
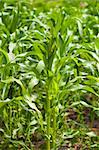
(47, 94, 51, 150)
(52, 107, 56, 149)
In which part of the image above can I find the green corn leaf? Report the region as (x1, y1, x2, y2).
(0, 48, 10, 63)
(1, 77, 26, 95)
(76, 19, 83, 37)
(95, 38, 99, 50)
(86, 131, 96, 137)
(0, 99, 11, 108)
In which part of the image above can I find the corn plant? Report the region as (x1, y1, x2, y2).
(0, 0, 99, 149)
